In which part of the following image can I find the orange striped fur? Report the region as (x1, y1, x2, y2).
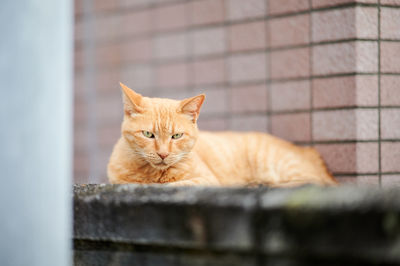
(108, 83, 337, 187)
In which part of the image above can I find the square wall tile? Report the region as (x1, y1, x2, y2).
(231, 84, 268, 113)
(315, 143, 356, 173)
(199, 88, 228, 115)
(191, 27, 226, 56)
(312, 75, 378, 108)
(153, 2, 187, 32)
(270, 47, 310, 79)
(230, 115, 268, 132)
(120, 10, 152, 37)
(121, 64, 153, 89)
(381, 142, 400, 172)
(268, 0, 309, 15)
(189, 0, 225, 26)
(191, 58, 226, 86)
(155, 62, 188, 88)
(270, 113, 311, 142)
(313, 42, 377, 75)
(228, 53, 267, 83)
(268, 14, 310, 48)
(198, 118, 228, 131)
(227, 0, 266, 21)
(120, 38, 152, 64)
(356, 143, 379, 173)
(270, 80, 310, 111)
(154, 32, 188, 60)
(381, 75, 400, 106)
(381, 7, 400, 39)
(229, 21, 267, 52)
(382, 175, 400, 188)
(313, 109, 378, 141)
(312, 7, 377, 42)
(381, 42, 400, 73)
(381, 109, 400, 139)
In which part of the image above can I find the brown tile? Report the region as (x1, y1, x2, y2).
(227, 0, 266, 21)
(268, 0, 309, 15)
(121, 65, 153, 90)
(154, 32, 188, 60)
(230, 115, 268, 132)
(228, 53, 267, 83)
(382, 175, 400, 188)
(120, 10, 152, 37)
(229, 21, 267, 52)
(200, 88, 228, 115)
(312, 7, 377, 42)
(155, 62, 188, 88)
(191, 27, 226, 56)
(231, 84, 268, 113)
(313, 109, 378, 141)
(312, 42, 377, 75)
(311, 0, 376, 8)
(381, 8, 400, 39)
(97, 124, 121, 149)
(268, 14, 310, 48)
(154, 2, 187, 32)
(357, 175, 380, 186)
(190, 0, 225, 26)
(315, 143, 357, 173)
(270, 80, 310, 111)
(381, 42, 400, 73)
(270, 47, 310, 79)
(198, 118, 229, 131)
(381, 75, 400, 106)
(381, 142, 400, 172)
(191, 58, 226, 86)
(270, 113, 311, 142)
(313, 75, 378, 108)
(381, 109, 400, 139)
(120, 38, 152, 64)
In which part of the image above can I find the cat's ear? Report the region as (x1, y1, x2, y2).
(120, 82, 144, 116)
(179, 94, 205, 122)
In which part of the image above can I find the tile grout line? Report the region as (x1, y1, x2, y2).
(309, 0, 314, 146)
(378, 0, 382, 186)
(266, 0, 272, 133)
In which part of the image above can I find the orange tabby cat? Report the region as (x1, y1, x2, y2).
(108, 83, 337, 187)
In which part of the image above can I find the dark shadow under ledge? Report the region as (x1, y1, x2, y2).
(74, 184, 400, 266)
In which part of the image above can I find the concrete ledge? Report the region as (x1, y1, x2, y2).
(74, 184, 400, 266)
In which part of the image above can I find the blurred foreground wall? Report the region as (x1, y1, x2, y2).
(74, 0, 400, 186)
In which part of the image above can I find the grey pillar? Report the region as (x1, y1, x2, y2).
(0, 1, 72, 266)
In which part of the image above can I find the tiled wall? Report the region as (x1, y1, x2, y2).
(74, 0, 400, 186)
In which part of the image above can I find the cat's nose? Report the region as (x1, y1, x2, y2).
(157, 152, 169, 160)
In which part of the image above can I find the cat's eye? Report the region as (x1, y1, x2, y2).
(142, 131, 154, 138)
(172, 133, 183, 139)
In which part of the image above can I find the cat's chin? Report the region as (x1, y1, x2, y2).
(149, 161, 171, 170)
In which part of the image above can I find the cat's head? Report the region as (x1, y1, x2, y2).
(119, 83, 205, 170)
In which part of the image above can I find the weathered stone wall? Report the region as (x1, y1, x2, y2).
(74, 184, 400, 265)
